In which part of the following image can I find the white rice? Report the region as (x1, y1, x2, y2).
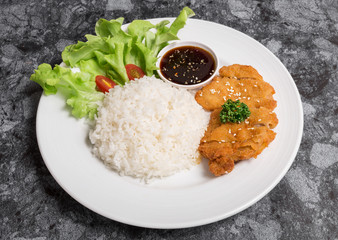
(89, 76, 209, 181)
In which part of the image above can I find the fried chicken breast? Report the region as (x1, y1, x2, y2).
(195, 64, 278, 176)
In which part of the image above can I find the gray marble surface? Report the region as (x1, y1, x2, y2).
(1, 0, 337, 239)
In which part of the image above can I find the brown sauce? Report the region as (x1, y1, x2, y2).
(160, 46, 215, 85)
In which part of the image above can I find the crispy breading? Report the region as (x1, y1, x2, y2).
(195, 64, 278, 176)
(195, 76, 276, 111)
(219, 64, 263, 81)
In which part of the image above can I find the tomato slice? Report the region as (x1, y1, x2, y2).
(125, 64, 145, 80)
(95, 75, 116, 93)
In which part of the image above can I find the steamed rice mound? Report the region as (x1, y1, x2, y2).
(89, 76, 209, 180)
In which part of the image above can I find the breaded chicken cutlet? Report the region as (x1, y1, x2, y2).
(195, 64, 278, 176)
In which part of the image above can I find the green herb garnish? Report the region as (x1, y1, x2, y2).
(220, 99, 251, 123)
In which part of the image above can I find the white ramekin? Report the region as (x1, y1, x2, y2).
(156, 41, 219, 89)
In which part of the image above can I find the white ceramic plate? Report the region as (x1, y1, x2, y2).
(36, 18, 303, 229)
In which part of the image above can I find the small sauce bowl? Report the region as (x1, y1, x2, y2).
(156, 41, 219, 89)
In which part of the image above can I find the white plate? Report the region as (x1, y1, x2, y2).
(36, 18, 303, 229)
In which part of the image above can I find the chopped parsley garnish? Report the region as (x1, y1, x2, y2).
(220, 99, 251, 123)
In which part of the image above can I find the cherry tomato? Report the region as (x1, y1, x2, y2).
(125, 64, 145, 80)
(95, 75, 116, 93)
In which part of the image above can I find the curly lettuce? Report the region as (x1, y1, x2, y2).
(30, 7, 195, 119)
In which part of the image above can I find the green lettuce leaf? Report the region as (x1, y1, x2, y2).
(62, 35, 110, 67)
(127, 20, 155, 42)
(146, 7, 195, 57)
(95, 17, 125, 38)
(30, 64, 104, 119)
(30, 63, 60, 95)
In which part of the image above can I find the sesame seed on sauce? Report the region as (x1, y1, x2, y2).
(160, 46, 215, 85)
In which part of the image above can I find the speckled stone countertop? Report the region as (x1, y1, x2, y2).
(1, 0, 337, 239)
